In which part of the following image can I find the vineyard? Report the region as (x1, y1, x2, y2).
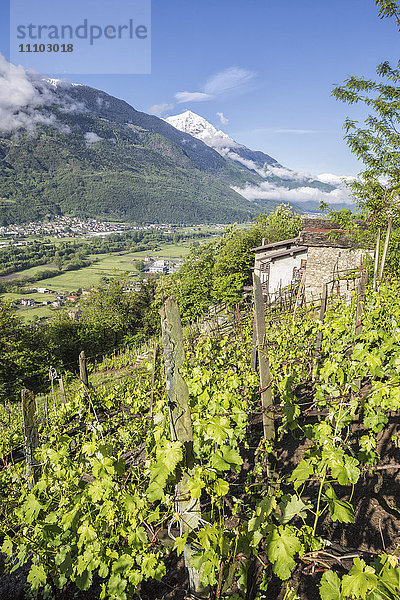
(0, 280, 400, 600)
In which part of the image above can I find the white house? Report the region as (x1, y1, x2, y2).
(149, 260, 168, 274)
(252, 219, 372, 302)
(20, 298, 36, 307)
(252, 239, 307, 298)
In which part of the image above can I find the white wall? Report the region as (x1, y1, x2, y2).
(269, 253, 306, 294)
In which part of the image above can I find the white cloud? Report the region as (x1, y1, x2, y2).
(0, 54, 58, 131)
(217, 111, 228, 125)
(316, 172, 355, 185)
(149, 102, 175, 116)
(0, 54, 87, 132)
(175, 92, 213, 103)
(232, 181, 352, 204)
(84, 131, 103, 146)
(204, 67, 255, 96)
(225, 152, 260, 170)
(263, 164, 310, 182)
(175, 66, 256, 104)
(226, 154, 311, 182)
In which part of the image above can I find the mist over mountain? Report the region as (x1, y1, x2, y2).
(166, 110, 352, 212)
(0, 63, 263, 225)
(0, 58, 351, 225)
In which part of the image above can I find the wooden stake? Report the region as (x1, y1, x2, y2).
(235, 304, 244, 342)
(315, 283, 328, 356)
(252, 274, 276, 482)
(160, 297, 206, 597)
(44, 394, 49, 425)
(293, 270, 306, 323)
(79, 351, 88, 386)
(251, 326, 257, 372)
(378, 219, 392, 286)
(355, 271, 366, 335)
(59, 377, 67, 405)
(149, 342, 159, 419)
(373, 229, 381, 292)
(22, 389, 39, 488)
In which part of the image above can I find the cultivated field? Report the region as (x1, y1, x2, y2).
(0, 242, 194, 320)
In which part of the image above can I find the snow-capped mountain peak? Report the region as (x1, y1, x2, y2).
(166, 110, 238, 151)
(165, 110, 347, 210)
(166, 110, 283, 177)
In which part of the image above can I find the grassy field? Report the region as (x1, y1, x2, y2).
(8, 303, 54, 321)
(1, 242, 191, 286)
(1, 291, 58, 321)
(2, 292, 55, 302)
(0, 242, 194, 320)
(34, 244, 192, 293)
(0, 263, 58, 281)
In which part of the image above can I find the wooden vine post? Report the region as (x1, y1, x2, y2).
(59, 376, 67, 405)
(378, 218, 393, 287)
(250, 327, 257, 372)
(355, 270, 366, 336)
(149, 342, 159, 419)
(79, 351, 89, 386)
(22, 389, 39, 488)
(373, 228, 381, 292)
(252, 273, 276, 483)
(160, 297, 207, 597)
(352, 269, 367, 408)
(315, 283, 328, 357)
(292, 269, 306, 322)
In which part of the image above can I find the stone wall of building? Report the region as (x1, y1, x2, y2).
(301, 218, 340, 230)
(298, 230, 358, 249)
(304, 246, 366, 300)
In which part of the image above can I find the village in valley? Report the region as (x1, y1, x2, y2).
(0, 216, 176, 243)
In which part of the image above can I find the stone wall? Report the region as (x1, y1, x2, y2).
(304, 246, 367, 301)
(298, 230, 358, 249)
(301, 218, 340, 230)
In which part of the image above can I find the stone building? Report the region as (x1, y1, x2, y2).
(252, 238, 307, 298)
(252, 218, 372, 301)
(299, 218, 371, 300)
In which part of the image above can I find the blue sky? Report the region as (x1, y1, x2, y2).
(1, 0, 399, 177)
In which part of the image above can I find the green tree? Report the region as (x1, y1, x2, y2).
(133, 259, 145, 272)
(0, 301, 50, 399)
(376, 0, 400, 27)
(81, 278, 157, 351)
(163, 204, 302, 316)
(168, 243, 215, 322)
(332, 1, 400, 225)
(212, 205, 301, 305)
(253, 203, 302, 244)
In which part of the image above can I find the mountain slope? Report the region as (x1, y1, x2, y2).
(0, 77, 261, 225)
(165, 111, 346, 211)
(166, 110, 280, 171)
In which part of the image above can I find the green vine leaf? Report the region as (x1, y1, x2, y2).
(341, 557, 378, 598)
(324, 486, 355, 523)
(27, 564, 47, 590)
(266, 526, 303, 580)
(331, 456, 360, 485)
(319, 570, 343, 600)
(280, 495, 312, 525)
